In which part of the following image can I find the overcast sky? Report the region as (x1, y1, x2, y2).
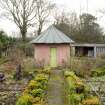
(0, 0, 105, 35)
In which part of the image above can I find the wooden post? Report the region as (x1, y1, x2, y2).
(94, 46, 97, 58)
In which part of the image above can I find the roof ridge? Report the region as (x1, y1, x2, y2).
(30, 25, 74, 44)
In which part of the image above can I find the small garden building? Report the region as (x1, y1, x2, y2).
(31, 25, 74, 67)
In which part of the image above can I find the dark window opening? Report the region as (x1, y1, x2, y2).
(75, 47, 94, 57)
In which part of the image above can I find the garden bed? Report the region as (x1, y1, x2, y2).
(87, 76, 105, 104)
(0, 57, 42, 105)
(16, 68, 51, 105)
(64, 70, 100, 105)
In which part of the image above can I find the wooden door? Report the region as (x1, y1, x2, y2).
(50, 48, 57, 67)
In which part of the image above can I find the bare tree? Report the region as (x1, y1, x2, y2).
(35, 0, 55, 35)
(0, 0, 37, 41)
(55, 11, 103, 43)
(0, 0, 55, 40)
(54, 11, 79, 37)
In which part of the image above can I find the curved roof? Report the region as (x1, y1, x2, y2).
(30, 25, 74, 44)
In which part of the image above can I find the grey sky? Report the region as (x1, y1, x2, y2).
(54, 0, 105, 13)
(0, 0, 105, 35)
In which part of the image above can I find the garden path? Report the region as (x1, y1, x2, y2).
(47, 69, 65, 105)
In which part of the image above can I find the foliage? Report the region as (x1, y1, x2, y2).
(70, 57, 105, 78)
(30, 89, 44, 97)
(64, 71, 76, 77)
(55, 12, 103, 43)
(65, 71, 85, 93)
(91, 66, 105, 77)
(28, 80, 45, 91)
(89, 76, 105, 99)
(16, 68, 50, 105)
(27, 80, 38, 90)
(0, 31, 15, 47)
(64, 71, 100, 105)
(78, 13, 103, 43)
(32, 97, 41, 104)
(64, 71, 84, 86)
(82, 97, 100, 105)
(55, 11, 79, 38)
(16, 94, 33, 105)
(0, 31, 15, 58)
(35, 74, 48, 83)
(70, 58, 96, 78)
(69, 94, 84, 105)
(42, 67, 51, 74)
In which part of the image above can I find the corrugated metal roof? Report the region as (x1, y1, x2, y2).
(71, 43, 105, 47)
(30, 25, 74, 44)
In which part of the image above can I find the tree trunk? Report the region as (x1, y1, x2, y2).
(37, 27, 41, 35)
(37, 23, 43, 35)
(20, 28, 27, 42)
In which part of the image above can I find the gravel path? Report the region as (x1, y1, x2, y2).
(47, 70, 65, 105)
